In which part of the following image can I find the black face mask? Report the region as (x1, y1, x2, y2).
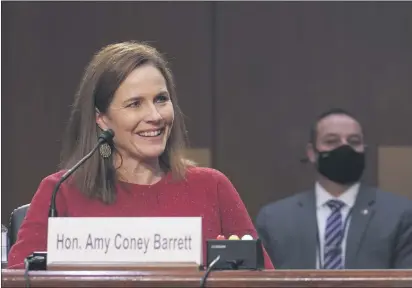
(316, 145, 365, 185)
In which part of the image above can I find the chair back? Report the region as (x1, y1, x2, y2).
(8, 204, 30, 247)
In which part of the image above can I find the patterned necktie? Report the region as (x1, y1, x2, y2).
(323, 199, 345, 269)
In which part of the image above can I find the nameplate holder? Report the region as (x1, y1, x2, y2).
(47, 217, 202, 269)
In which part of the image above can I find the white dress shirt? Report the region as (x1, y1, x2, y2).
(315, 182, 360, 269)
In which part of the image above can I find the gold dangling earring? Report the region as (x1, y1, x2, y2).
(99, 143, 112, 158)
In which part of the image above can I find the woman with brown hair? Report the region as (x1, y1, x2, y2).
(7, 41, 273, 269)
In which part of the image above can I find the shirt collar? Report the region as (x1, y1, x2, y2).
(315, 182, 360, 209)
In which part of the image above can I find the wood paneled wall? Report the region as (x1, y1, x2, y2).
(2, 2, 412, 223)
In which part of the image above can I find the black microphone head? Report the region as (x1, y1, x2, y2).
(98, 129, 115, 142)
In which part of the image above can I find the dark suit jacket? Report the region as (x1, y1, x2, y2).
(256, 185, 412, 269)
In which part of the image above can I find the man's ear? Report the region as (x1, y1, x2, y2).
(306, 143, 317, 164)
(95, 108, 109, 131)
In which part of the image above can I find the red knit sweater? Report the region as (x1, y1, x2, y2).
(8, 167, 274, 269)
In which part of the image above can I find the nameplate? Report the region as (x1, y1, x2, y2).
(47, 217, 202, 266)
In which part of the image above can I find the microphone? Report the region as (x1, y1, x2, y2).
(48, 129, 115, 217)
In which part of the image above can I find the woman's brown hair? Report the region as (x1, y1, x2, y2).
(60, 41, 192, 203)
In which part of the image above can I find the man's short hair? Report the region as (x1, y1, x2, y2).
(309, 108, 359, 146)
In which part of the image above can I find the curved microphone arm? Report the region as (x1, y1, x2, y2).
(48, 129, 114, 217)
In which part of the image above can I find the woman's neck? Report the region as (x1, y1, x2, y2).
(114, 154, 164, 185)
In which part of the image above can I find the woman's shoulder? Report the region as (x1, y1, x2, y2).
(41, 170, 66, 183)
(180, 166, 235, 188)
(184, 166, 243, 205)
(36, 170, 68, 189)
(22, 170, 71, 212)
(184, 166, 231, 184)
(33, 170, 71, 197)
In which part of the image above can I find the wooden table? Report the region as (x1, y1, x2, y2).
(2, 269, 412, 287)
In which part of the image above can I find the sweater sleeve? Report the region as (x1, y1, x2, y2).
(213, 170, 275, 269)
(7, 173, 67, 269)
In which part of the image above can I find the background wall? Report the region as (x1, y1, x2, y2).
(2, 2, 412, 224)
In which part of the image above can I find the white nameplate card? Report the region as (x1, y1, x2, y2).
(47, 217, 202, 266)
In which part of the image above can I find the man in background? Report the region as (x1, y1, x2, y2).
(256, 108, 412, 269)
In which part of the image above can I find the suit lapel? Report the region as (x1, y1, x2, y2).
(345, 185, 376, 268)
(296, 190, 318, 269)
